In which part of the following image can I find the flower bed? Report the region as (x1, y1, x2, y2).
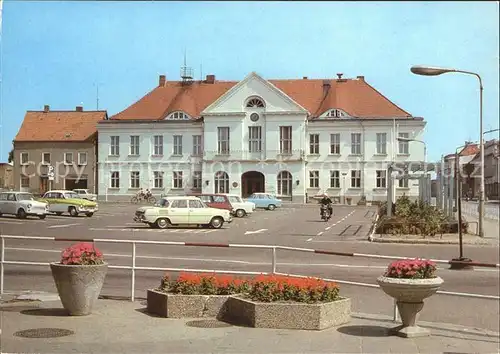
(225, 275, 351, 330)
(147, 273, 248, 318)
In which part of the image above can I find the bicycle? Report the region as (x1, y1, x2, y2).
(131, 194, 156, 204)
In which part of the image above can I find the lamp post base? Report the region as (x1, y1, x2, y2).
(449, 257, 474, 270)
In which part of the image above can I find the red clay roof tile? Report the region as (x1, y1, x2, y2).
(14, 111, 107, 142)
(111, 76, 412, 120)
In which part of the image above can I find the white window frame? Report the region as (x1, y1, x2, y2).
(376, 170, 387, 188)
(42, 152, 51, 165)
(217, 127, 230, 155)
(110, 171, 120, 188)
(20, 152, 29, 165)
(279, 126, 292, 154)
(351, 170, 361, 188)
(399, 175, 409, 188)
(153, 135, 163, 156)
(248, 126, 262, 152)
(330, 134, 340, 155)
(110, 136, 120, 156)
(153, 171, 163, 189)
(130, 136, 140, 156)
(78, 152, 87, 166)
(376, 133, 387, 155)
(64, 152, 73, 165)
(351, 133, 361, 155)
(173, 171, 183, 189)
(309, 134, 319, 155)
(277, 171, 292, 196)
(309, 170, 319, 188)
(398, 132, 409, 154)
(192, 135, 202, 156)
(330, 170, 340, 188)
(214, 171, 229, 193)
(192, 171, 202, 189)
(130, 171, 140, 189)
(173, 135, 183, 156)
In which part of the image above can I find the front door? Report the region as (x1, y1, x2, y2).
(40, 177, 48, 196)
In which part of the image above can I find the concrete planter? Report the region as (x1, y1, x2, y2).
(225, 295, 351, 330)
(146, 289, 232, 319)
(377, 276, 443, 338)
(50, 262, 108, 316)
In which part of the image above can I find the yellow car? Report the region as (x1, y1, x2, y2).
(39, 190, 98, 217)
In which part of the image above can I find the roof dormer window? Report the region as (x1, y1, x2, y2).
(246, 97, 265, 108)
(166, 111, 190, 120)
(326, 109, 344, 118)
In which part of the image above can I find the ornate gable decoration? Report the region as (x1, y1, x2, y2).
(321, 109, 349, 119)
(246, 97, 265, 108)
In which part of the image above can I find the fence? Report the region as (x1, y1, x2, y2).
(1, 235, 499, 322)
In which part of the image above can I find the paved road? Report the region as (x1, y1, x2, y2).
(1, 203, 499, 331)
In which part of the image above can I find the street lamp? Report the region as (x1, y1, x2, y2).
(396, 137, 426, 162)
(410, 65, 485, 238)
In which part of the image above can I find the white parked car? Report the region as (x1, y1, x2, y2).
(225, 194, 255, 218)
(73, 189, 97, 201)
(0, 191, 49, 219)
(134, 196, 232, 229)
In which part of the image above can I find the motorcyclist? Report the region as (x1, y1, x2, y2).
(319, 193, 333, 217)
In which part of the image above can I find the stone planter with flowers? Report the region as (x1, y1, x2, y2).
(147, 273, 249, 319)
(377, 258, 443, 338)
(225, 275, 351, 330)
(50, 242, 108, 316)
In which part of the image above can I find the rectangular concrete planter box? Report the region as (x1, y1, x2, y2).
(146, 289, 231, 319)
(225, 295, 351, 330)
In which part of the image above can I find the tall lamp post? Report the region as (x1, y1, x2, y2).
(410, 65, 484, 238)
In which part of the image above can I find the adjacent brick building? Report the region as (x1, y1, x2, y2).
(13, 105, 107, 195)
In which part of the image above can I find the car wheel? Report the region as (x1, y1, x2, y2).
(235, 209, 246, 218)
(85, 213, 94, 217)
(17, 208, 27, 219)
(155, 218, 170, 229)
(69, 207, 78, 217)
(210, 217, 224, 229)
(55, 212, 63, 216)
(38, 215, 46, 220)
(268, 204, 276, 211)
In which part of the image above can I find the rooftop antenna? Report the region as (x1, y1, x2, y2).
(200, 63, 203, 81)
(96, 84, 99, 110)
(180, 48, 193, 84)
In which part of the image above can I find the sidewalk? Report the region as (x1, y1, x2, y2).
(1, 294, 499, 353)
(463, 213, 500, 241)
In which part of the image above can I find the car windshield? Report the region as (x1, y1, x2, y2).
(228, 196, 242, 203)
(157, 198, 169, 207)
(17, 193, 34, 201)
(64, 192, 81, 199)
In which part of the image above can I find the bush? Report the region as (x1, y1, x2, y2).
(375, 196, 467, 236)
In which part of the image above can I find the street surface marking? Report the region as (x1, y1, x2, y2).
(5, 247, 499, 272)
(244, 229, 268, 235)
(0, 220, 23, 225)
(316, 232, 323, 236)
(48, 223, 81, 229)
(308, 210, 358, 242)
(89, 227, 216, 234)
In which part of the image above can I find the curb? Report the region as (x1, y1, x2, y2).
(370, 236, 492, 245)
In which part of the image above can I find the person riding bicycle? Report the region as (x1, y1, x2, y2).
(319, 193, 333, 217)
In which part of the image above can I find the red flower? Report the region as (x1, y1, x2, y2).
(384, 258, 436, 279)
(60, 242, 104, 265)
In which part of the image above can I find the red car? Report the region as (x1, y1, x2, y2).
(188, 194, 233, 212)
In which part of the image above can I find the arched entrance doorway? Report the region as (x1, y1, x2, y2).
(241, 171, 265, 197)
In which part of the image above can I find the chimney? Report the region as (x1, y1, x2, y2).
(302, 76, 308, 80)
(43, 105, 50, 113)
(322, 79, 331, 96)
(159, 75, 166, 87)
(336, 73, 343, 80)
(357, 75, 365, 81)
(205, 74, 216, 84)
(76, 106, 83, 112)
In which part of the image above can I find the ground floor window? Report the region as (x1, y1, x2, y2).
(111, 172, 120, 188)
(192, 171, 202, 189)
(130, 171, 140, 188)
(173, 171, 183, 189)
(214, 171, 229, 193)
(20, 175, 30, 188)
(277, 171, 292, 196)
(153, 171, 163, 189)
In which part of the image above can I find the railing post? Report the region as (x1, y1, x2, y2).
(393, 298, 400, 322)
(271, 247, 277, 274)
(1, 237, 4, 295)
(131, 242, 136, 302)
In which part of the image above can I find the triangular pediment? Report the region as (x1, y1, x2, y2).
(202, 72, 308, 115)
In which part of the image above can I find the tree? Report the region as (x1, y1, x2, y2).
(8, 148, 13, 164)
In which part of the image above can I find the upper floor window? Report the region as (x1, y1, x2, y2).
(351, 133, 362, 155)
(248, 126, 262, 153)
(166, 111, 190, 120)
(42, 152, 51, 165)
(130, 136, 140, 156)
(246, 97, 265, 108)
(20, 152, 29, 165)
(217, 127, 230, 154)
(279, 126, 292, 154)
(110, 136, 120, 156)
(398, 133, 409, 154)
(330, 134, 340, 154)
(309, 134, 319, 154)
(376, 133, 387, 155)
(325, 109, 344, 118)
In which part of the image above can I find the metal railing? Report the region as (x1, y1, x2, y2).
(1, 235, 499, 322)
